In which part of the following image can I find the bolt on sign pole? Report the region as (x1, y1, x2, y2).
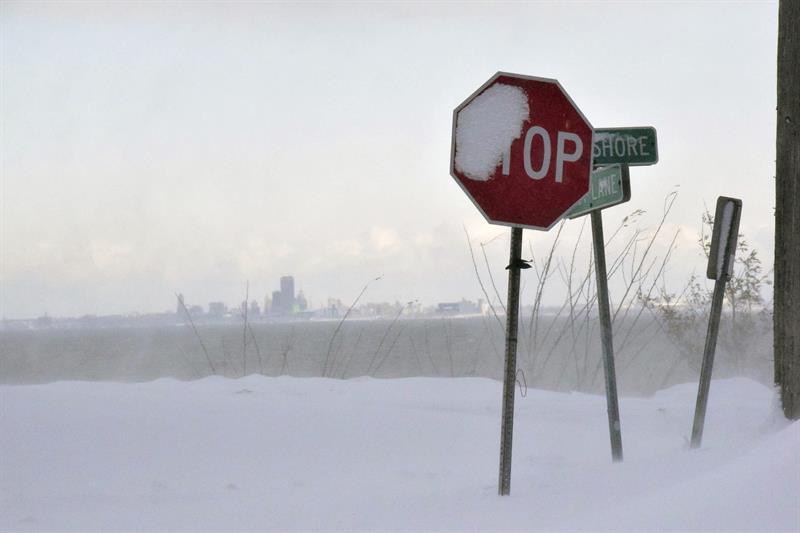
(691, 196, 742, 449)
(498, 226, 524, 495)
(590, 208, 624, 462)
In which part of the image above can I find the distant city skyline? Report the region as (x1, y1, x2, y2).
(9, 269, 494, 321)
(3, 286, 495, 329)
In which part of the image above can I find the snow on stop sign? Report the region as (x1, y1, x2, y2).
(450, 72, 594, 230)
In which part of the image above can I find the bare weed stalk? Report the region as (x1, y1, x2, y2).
(322, 275, 382, 377)
(464, 225, 504, 331)
(526, 221, 564, 365)
(242, 281, 249, 376)
(176, 293, 216, 375)
(367, 301, 412, 375)
(280, 326, 296, 376)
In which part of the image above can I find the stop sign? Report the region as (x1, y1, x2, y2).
(450, 72, 594, 230)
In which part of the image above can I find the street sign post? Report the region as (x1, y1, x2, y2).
(691, 196, 742, 449)
(581, 126, 657, 463)
(590, 209, 623, 461)
(593, 127, 658, 166)
(450, 72, 594, 495)
(570, 162, 633, 463)
(566, 164, 631, 219)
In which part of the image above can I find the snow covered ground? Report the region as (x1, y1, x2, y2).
(1, 376, 797, 531)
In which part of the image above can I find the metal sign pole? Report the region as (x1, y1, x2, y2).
(690, 196, 742, 449)
(498, 226, 523, 495)
(690, 279, 726, 448)
(590, 210, 623, 462)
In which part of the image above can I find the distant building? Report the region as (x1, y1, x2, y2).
(264, 275, 301, 315)
(437, 299, 482, 315)
(280, 276, 295, 314)
(362, 301, 398, 317)
(35, 313, 53, 328)
(325, 297, 343, 318)
(208, 302, 227, 318)
(437, 302, 461, 313)
(406, 300, 423, 316)
(296, 290, 308, 312)
(271, 290, 282, 315)
(250, 299, 261, 317)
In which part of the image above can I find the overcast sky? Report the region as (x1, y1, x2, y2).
(1, 1, 778, 319)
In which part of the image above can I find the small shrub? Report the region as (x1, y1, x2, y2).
(641, 208, 772, 375)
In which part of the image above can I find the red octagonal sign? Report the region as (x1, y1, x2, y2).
(450, 72, 594, 230)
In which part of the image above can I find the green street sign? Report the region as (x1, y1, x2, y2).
(593, 127, 658, 166)
(566, 164, 630, 219)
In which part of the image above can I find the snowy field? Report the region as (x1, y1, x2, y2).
(2, 375, 797, 531)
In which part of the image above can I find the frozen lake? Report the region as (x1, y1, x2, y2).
(1, 314, 772, 395)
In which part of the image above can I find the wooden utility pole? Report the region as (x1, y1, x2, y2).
(775, 0, 800, 419)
